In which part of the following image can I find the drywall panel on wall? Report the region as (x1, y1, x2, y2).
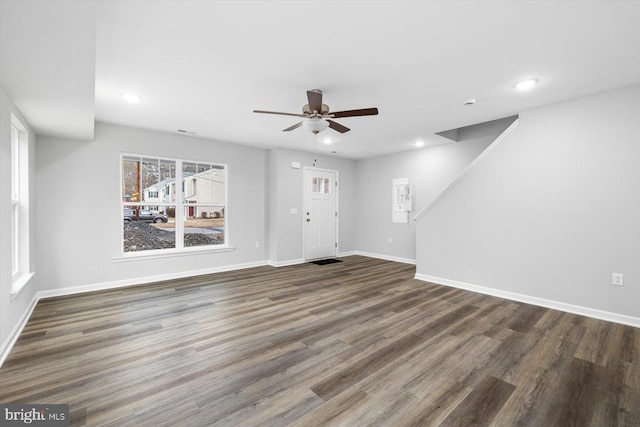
(355, 116, 515, 261)
(416, 85, 640, 318)
(35, 122, 268, 292)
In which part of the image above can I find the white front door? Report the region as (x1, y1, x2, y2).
(304, 168, 337, 260)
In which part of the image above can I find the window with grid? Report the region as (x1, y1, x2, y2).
(121, 154, 227, 254)
(11, 116, 31, 295)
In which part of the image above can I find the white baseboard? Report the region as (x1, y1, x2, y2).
(338, 251, 356, 257)
(0, 293, 39, 368)
(415, 273, 640, 328)
(268, 259, 305, 268)
(269, 254, 356, 267)
(37, 260, 269, 299)
(355, 251, 416, 265)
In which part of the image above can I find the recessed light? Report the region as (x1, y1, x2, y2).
(463, 98, 476, 106)
(322, 137, 333, 144)
(415, 140, 425, 148)
(122, 93, 142, 103)
(513, 79, 539, 91)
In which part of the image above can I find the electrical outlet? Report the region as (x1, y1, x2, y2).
(612, 273, 624, 286)
(255, 241, 260, 249)
(388, 237, 392, 243)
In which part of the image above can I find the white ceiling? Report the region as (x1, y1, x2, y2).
(2, 1, 640, 159)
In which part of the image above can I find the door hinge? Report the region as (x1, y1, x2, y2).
(335, 211, 338, 217)
(335, 242, 338, 248)
(335, 181, 338, 187)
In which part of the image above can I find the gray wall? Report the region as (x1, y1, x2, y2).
(0, 88, 38, 351)
(36, 122, 268, 291)
(355, 117, 515, 262)
(416, 85, 640, 318)
(269, 148, 357, 264)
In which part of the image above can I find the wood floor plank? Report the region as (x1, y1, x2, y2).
(439, 375, 516, 426)
(0, 255, 638, 426)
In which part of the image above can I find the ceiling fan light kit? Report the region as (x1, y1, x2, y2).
(253, 89, 378, 135)
(304, 117, 329, 134)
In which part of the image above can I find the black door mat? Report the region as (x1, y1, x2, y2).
(308, 258, 343, 266)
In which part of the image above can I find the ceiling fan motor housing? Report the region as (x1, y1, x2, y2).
(303, 103, 330, 116)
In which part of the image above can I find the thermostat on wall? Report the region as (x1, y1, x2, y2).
(291, 161, 301, 169)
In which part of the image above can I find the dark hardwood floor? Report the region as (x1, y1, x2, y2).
(1, 256, 638, 426)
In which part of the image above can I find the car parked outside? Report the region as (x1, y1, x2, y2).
(123, 208, 168, 223)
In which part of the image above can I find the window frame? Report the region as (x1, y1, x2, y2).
(119, 153, 230, 258)
(11, 123, 19, 277)
(10, 115, 33, 298)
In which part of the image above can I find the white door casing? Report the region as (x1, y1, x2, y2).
(303, 168, 337, 260)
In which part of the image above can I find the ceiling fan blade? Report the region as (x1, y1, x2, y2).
(327, 119, 350, 133)
(307, 90, 323, 114)
(330, 107, 379, 118)
(283, 122, 303, 132)
(253, 110, 306, 118)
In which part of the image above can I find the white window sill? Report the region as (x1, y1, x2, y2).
(10, 272, 35, 302)
(113, 246, 236, 263)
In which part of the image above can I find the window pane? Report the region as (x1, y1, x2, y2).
(140, 158, 159, 203)
(11, 125, 19, 275)
(182, 162, 197, 202)
(207, 165, 226, 205)
(122, 156, 140, 202)
(12, 204, 18, 275)
(160, 160, 175, 203)
(183, 206, 225, 247)
(312, 176, 331, 194)
(182, 163, 225, 204)
(11, 125, 19, 200)
(123, 204, 175, 252)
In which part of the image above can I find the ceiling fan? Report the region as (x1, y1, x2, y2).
(253, 89, 378, 134)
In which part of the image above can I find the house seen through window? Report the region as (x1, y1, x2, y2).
(121, 155, 227, 254)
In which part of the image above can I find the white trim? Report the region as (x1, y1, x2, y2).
(37, 261, 268, 299)
(113, 246, 236, 262)
(10, 272, 35, 301)
(414, 273, 640, 328)
(413, 118, 519, 222)
(268, 258, 305, 268)
(338, 251, 356, 257)
(0, 293, 38, 368)
(355, 251, 416, 265)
